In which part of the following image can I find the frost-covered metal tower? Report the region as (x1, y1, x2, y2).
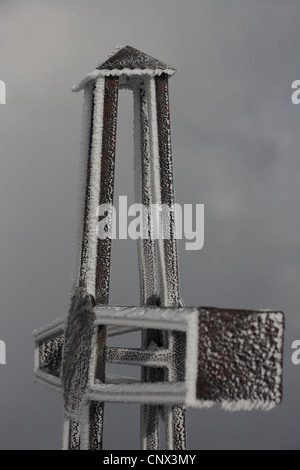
(34, 46, 285, 450)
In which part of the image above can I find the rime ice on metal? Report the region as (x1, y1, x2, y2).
(33, 46, 285, 450)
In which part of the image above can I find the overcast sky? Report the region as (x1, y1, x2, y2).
(0, 0, 300, 449)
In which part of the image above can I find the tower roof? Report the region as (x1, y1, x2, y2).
(72, 46, 176, 92)
(97, 46, 175, 72)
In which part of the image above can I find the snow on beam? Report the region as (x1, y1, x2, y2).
(87, 382, 186, 405)
(73, 45, 176, 92)
(34, 369, 62, 393)
(105, 373, 140, 385)
(94, 305, 197, 332)
(33, 316, 66, 342)
(107, 325, 141, 337)
(72, 68, 176, 93)
(33, 318, 65, 385)
(105, 346, 171, 368)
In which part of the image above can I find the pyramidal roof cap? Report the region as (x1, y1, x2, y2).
(97, 45, 175, 71)
(72, 45, 176, 92)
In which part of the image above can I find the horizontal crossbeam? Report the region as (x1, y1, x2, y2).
(107, 326, 141, 337)
(105, 346, 171, 368)
(34, 304, 284, 411)
(88, 382, 186, 405)
(105, 373, 140, 385)
(94, 305, 195, 332)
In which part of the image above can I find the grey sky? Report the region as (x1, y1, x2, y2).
(0, 0, 300, 449)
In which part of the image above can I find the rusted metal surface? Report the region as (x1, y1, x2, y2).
(197, 308, 284, 406)
(78, 84, 95, 287)
(38, 332, 64, 378)
(155, 73, 180, 307)
(134, 85, 157, 306)
(88, 401, 104, 450)
(169, 406, 186, 450)
(95, 325, 107, 383)
(141, 403, 160, 450)
(134, 82, 162, 450)
(105, 346, 171, 367)
(95, 76, 119, 305)
(155, 73, 186, 449)
(90, 76, 119, 449)
(66, 76, 119, 450)
(68, 419, 81, 450)
(98, 45, 175, 72)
